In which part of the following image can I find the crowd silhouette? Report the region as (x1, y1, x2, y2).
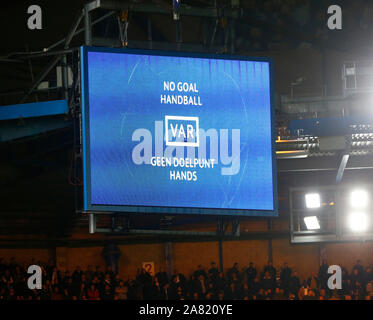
(1, 257, 373, 300)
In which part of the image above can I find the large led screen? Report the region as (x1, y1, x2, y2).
(81, 46, 277, 216)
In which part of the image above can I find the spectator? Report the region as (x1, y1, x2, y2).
(51, 267, 59, 286)
(206, 282, 217, 299)
(252, 277, 261, 295)
(208, 262, 219, 282)
(169, 274, 183, 300)
(51, 286, 64, 300)
(318, 288, 328, 300)
(172, 270, 186, 287)
(189, 274, 208, 299)
(87, 284, 100, 300)
(102, 284, 114, 300)
(318, 259, 329, 289)
(193, 265, 207, 280)
(63, 277, 74, 299)
(215, 272, 227, 293)
(85, 265, 94, 283)
(307, 272, 319, 291)
(149, 278, 163, 300)
(246, 262, 257, 286)
(239, 283, 251, 300)
(155, 267, 169, 287)
(329, 289, 341, 300)
(272, 287, 286, 300)
(280, 262, 292, 290)
(288, 271, 301, 296)
(352, 281, 365, 299)
(81, 274, 89, 287)
(176, 286, 184, 300)
(72, 266, 83, 284)
(205, 291, 213, 300)
(303, 289, 316, 300)
(105, 266, 115, 279)
(7, 287, 17, 300)
(363, 267, 373, 285)
(353, 260, 364, 277)
(2, 269, 14, 287)
(225, 282, 240, 300)
(77, 283, 86, 299)
(350, 269, 361, 290)
(256, 288, 265, 300)
(298, 280, 311, 300)
(217, 290, 224, 300)
(261, 271, 274, 291)
(0, 258, 6, 274)
(93, 266, 104, 282)
(227, 262, 240, 283)
(161, 283, 169, 300)
(341, 267, 350, 295)
(366, 280, 373, 296)
(263, 261, 276, 280)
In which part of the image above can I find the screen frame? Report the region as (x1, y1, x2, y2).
(80, 45, 278, 217)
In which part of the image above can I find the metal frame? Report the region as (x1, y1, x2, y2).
(82, 0, 238, 50)
(88, 212, 240, 236)
(80, 45, 278, 218)
(290, 184, 373, 244)
(1, 0, 244, 105)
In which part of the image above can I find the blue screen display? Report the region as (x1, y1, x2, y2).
(81, 47, 277, 216)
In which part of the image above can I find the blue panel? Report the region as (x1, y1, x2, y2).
(289, 115, 373, 137)
(81, 46, 277, 217)
(0, 117, 71, 142)
(0, 100, 68, 121)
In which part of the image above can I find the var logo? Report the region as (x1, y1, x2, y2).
(165, 115, 199, 147)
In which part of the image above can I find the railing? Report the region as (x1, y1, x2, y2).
(289, 85, 327, 99)
(342, 60, 373, 96)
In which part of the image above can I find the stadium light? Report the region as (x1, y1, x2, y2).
(348, 212, 368, 232)
(304, 216, 320, 230)
(305, 193, 321, 209)
(350, 190, 369, 209)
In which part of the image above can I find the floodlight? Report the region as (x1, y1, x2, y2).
(304, 216, 320, 230)
(350, 190, 369, 209)
(305, 193, 321, 209)
(348, 212, 368, 232)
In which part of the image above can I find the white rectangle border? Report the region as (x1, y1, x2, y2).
(165, 115, 199, 147)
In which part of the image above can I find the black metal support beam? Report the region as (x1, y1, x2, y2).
(46, 11, 115, 51)
(84, 5, 92, 45)
(165, 242, 173, 279)
(95, 228, 217, 236)
(85, 0, 243, 18)
(61, 55, 69, 100)
(147, 18, 152, 49)
(65, 10, 85, 49)
(278, 154, 373, 173)
(218, 238, 224, 272)
(91, 37, 225, 52)
(267, 219, 273, 263)
(17, 8, 85, 104)
(19, 55, 61, 104)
